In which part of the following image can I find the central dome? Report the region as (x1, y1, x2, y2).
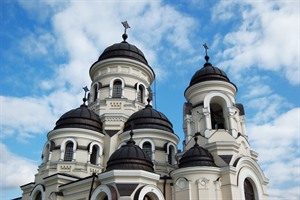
(95, 33, 149, 65)
(124, 104, 174, 133)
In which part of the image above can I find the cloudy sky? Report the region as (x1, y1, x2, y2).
(0, 0, 299, 199)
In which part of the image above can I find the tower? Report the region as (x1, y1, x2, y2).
(171, 46, 269, 199)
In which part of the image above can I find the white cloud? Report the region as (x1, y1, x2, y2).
(213, 0, 299, 85)
(0, 90, 81, 143)
(0, 143, 37, 189)
(248, 108, 300, 199)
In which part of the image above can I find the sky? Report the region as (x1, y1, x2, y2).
(0, 0, 299, 199)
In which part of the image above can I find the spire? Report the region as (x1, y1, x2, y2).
(121, 21, 130, 42)
(203, 43, 210, 63)
(82, 86, 89, 106)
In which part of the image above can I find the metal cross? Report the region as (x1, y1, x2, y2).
(203, 43, 209, 56)
(121, 21, 130, 34)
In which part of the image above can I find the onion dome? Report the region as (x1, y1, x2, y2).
(179, 137, 216, 168)
(106, 131, 154, 172)
(54, 104, 103, 133)
(123, 102, 174, 133)
(187, 55, 236, 91)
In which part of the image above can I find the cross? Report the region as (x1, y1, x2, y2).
(121, 21, 130, 34)
(82, 86, 89, 105)
(203, 43, 209, 56)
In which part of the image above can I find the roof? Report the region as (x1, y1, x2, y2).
(54, 104, 103, 133)
(90, 33, 155, 77)
(187, 56, 237, 90)
(179, 137, 216, 168)
(106, 132, 154, 172)
(123, 104, 174, 133)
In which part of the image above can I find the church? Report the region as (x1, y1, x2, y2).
(18, 23, 269, 200)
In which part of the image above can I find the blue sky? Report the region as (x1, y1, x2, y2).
(0, 0, 299, 199)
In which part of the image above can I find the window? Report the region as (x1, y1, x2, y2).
(64, 142, 73, 161)
(210, 103, 225, 129)
(244, 179, 255, 200)
(143, 195, 152, 200)
(112, 80, 122, 98)
(168, 146, 174, 165)
(93, 84, 98, 101)
(137, 85, 144, 103)
(34, 191, 42, 200)
(90, 145, 98, 165)
(143, 142, 152, 160)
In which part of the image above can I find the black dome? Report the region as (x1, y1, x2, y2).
(54, 104, 103, 133)
(189, 62, 231, 86)
(106, 134, 154, 172)
(98, 40, 148, 65)
(124, 104, 174, 133)
(179, 138, 216, 168)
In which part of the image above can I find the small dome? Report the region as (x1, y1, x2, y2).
(98, 40, 148, 65)
(54, 104, 103, 133)
(106, 132, 154, 172)
(179, 137, 216, 168)
(123, 104, 174, 133)
(189, 62, 230, 86)
(187, 55, 236, 91)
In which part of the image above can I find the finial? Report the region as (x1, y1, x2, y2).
(127, 129, 136, 145)
(82, 86, 89, 105)
(121, 21, 130, 41)
(194, 136, 199, 147)
(193, 132, 200, 146)
(203, 43, 209, 63)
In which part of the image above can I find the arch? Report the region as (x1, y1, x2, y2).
(203, 92, 232, 109)
(235, 157, 269, 199)
(91, 185, 118, 200)
(91, 82, 101, 102)
(60, 138, 77, 161)
(110, 77, 125, 98)
(139, 139, 155, 161)
(136, 82, 147, 103)
(244, 178, 256, 200)
(29, 184, 45, 200)
(166, 142, 177, 165)
(134, 185, 165, 200)
(203, 92, 233, 131)
(42, 142, 50, 163)
(88, 141, 103, 165)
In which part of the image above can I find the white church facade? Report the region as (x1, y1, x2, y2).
(18, 25, 269, 200)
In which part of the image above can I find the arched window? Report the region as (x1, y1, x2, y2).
(90, 145, 98, 165)
(168, 146, 174, 165)
(64, 142, 74, 161)
(143, 195, 152, 200)
(34, 191, 42, 200)
(137, 85, 144, 103)
(210, 103, 225, 129)
(112, 80, 122, 98)
(244, 179, 255, 200)
(143, 142, 152, 160)
(93, 84, 98, 102)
